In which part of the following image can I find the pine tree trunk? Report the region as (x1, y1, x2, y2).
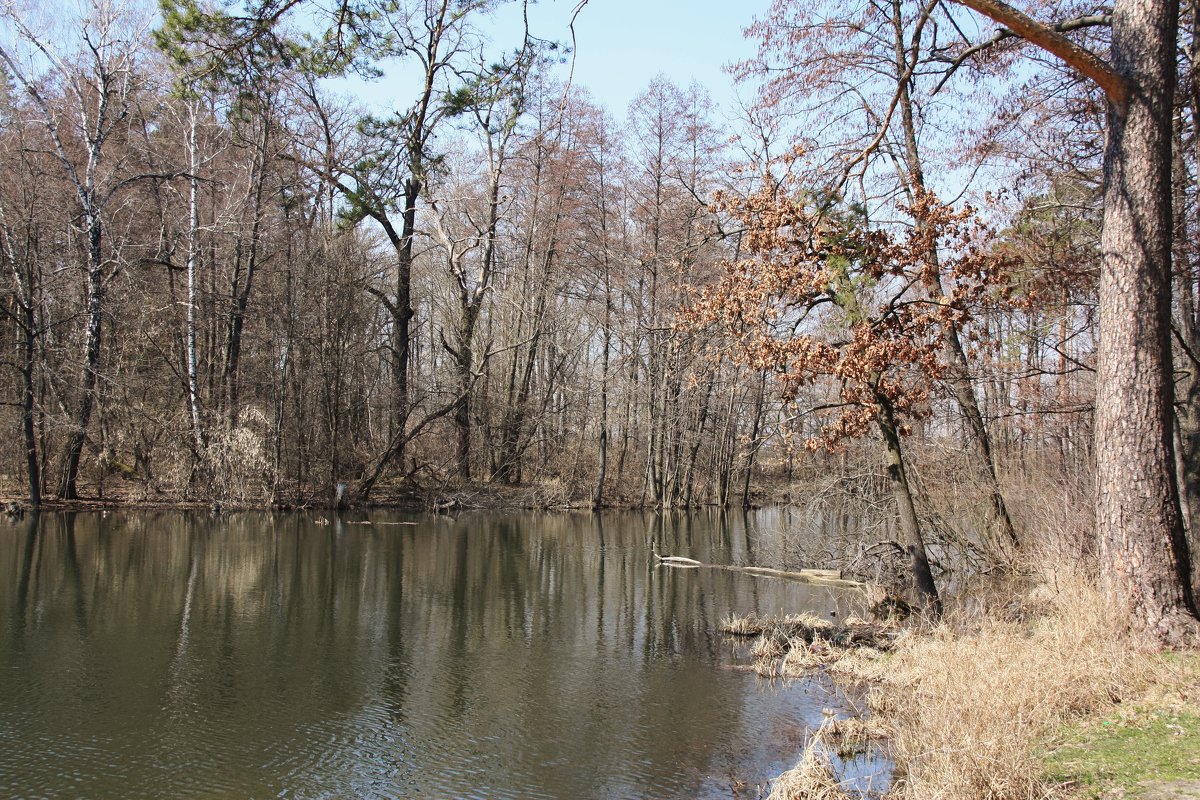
(1095, 0, 1199, 645)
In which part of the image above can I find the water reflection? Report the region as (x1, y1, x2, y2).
(1, 510, 856, 799)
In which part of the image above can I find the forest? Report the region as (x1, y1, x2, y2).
(1, 0, 1199, 641)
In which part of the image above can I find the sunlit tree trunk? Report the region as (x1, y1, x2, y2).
(1094, 0, 1198, 643)
(954, 0, 1199, 645)
(184, 100, 206, 458)
(0, 201, 41, 507)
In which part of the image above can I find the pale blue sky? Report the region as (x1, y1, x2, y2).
(330, 0, 769, 120)
(512, 0, 768, 116)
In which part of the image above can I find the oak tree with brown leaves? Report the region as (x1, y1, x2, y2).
(689, 172, 1006, 615)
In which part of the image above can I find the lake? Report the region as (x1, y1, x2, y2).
(0, 509, 881, 799)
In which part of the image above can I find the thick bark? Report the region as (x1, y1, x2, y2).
(1172, 115, 1200, 601)
(1093, 0, 1198, 644)
(953, 0, 1198, 647)
(1184, 0, 1200, 599)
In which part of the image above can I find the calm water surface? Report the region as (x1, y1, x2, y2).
(0, 509, 879, 799)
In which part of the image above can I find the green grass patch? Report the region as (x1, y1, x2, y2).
(1044, 708, 1200, 798)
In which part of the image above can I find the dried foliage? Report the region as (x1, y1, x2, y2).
(766, 732, 854, 800)
(872, 570, 1162, 800)
(757, 567, 1183, 800)
(723, 610, 901, 680)
(686, 175, 1008, 452)
(205, 408, 273, 503)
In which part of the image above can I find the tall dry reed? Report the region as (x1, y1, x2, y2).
(876, 570, 1156, 800)
(764, 567, 1167, 800)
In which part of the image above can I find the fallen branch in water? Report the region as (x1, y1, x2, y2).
(655, 554, 862, 587)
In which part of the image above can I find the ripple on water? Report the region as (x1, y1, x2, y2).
(0, 510, 882, 799)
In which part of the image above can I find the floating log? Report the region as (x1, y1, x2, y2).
(655, 554, 862, 588)
(658, 555, 703, 566)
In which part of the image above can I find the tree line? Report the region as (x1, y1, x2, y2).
(1, 0, 1198, 643)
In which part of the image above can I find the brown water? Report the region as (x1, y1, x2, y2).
(0, 509, 883, 799)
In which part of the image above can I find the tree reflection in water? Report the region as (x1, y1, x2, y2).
(0, 509, 881, 799)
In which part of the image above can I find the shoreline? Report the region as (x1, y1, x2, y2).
(7, 503, 1197, 797)
(748, 576, 1200, 800)
(0, 483, 808, 515)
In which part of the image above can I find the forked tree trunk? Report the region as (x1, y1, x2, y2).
(61, 214, 104, 500)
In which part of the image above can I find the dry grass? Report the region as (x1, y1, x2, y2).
(734, 610, 902, 680)
(752, 630, 791, 661)
(766, 719, 860, 800)
(767, 747, 849, 800)
(874, 569, 1162, 800)
(721, 612, 766, 637)
(765, 712, 892, 800)
(760, 566, 1190, 800)
(823, 715, 888, 759)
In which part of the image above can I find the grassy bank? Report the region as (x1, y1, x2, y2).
(1042, 652, 1200, 799)
(757, 573, 1200, 800)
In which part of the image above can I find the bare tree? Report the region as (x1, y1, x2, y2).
(0, 0, 155, 498)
